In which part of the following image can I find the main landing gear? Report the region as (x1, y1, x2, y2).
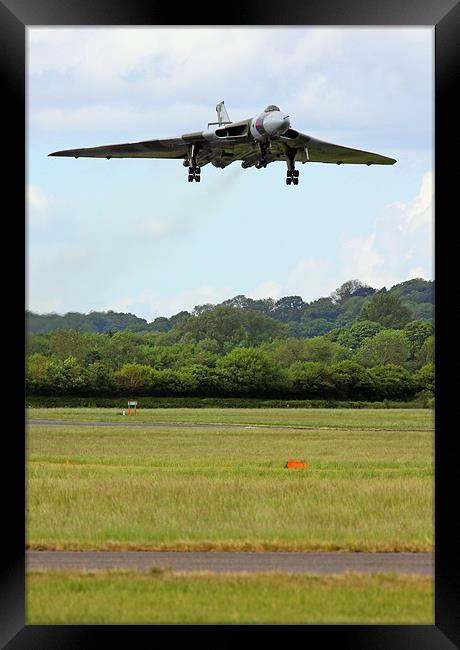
(285, 146, 299, 186)
(188, 166, 201, 182)
(286, 169, 299, 185)
(186, 143, 201, 182)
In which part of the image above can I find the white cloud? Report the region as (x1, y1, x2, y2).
(340, 233, 385, 288)
(243, 172, 433, 305)
(285, 256, 337, 300)
(28, 28, 267, 96)
(105, 285, 234, 321)
(27, 184, 60, 228)
(339, 171, 433, 288)
(28, 27, 432, 147)
(33, 103, 210, 135)
(249, 281, 282, 300)
(407, 267, 425, 279)
(404, 171, 433, 230)
(27, 184, 55, 212)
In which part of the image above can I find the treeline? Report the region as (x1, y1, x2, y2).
(27, 277, 434, 337)
(26, 352, 434, 403)
(26, 286, 434, 404)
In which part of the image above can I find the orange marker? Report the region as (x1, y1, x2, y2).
(286, 460, 308, 470)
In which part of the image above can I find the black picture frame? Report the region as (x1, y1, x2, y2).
(2, 0, 459, 647)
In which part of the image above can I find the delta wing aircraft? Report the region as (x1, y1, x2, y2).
(49, 101, 396, 185)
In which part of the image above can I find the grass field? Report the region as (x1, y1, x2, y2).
(27, 408, 433, 552)
(28, 406, 434, 430)
(27, 570, 433, 624)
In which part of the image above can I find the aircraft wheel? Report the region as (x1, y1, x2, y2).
(195, 167, 201, 174)
(293, 177, 299, 185)
(286, 177, 292, 185)
(195, 175, 201, 182)
(293, 170, 299, 177)
(188, 174, 194, 182)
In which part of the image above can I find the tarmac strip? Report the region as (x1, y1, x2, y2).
(27, 551, 434, 575)
(26, 419, 432, 433)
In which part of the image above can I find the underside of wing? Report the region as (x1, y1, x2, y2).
(49, 137, 188, 159)
(277, 131, 396, 165)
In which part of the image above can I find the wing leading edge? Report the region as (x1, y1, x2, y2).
(278, 132, 396, 165)
(49, 137, 188, 159)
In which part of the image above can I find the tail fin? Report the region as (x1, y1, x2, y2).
(216, 101, 231, 125)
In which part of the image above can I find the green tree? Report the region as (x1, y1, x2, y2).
(176, 364, 218, 395)
(100, 331, 146, 369)
(302, 297, 340, 321)
(175, 306, 288, 350)
(26, 353, 54, 394)
(115, 363, 156, 394)
(150, 317, 171, 332)
(403, 321, 434, 359)
(222, 295, 276, 316)
(27, 354, 85, 395)
(217, 348, 283, 395)
(330, 279, 374, 304)
(355, 330, 410, 367)
(272, 296, 306, 323)
(368, 365, 415, 400)
(287, 362, 335, 398)
(334, 320, 383, 350)
(335, 296, 368, 328)
(358, 291, 412, 328)
(416, 335, 435, 367)
(388, 278, 434, 304)
(85, 361, 115, 395)
(413, 362, 435, 392)
(329, 360, 377, 400)
(267, 338, 312, 367)
(48, 329, 90, 362)
(290, 318, 335, 338)
(269, 337, 347, 367)
(61, 356, 86, 393)
(27, 333, 51, 356)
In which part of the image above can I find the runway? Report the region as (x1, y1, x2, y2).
(27, 551, 434, 575)
(26, 419, 432, 433)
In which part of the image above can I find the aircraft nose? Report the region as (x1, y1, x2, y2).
(264, 113, 290, 135)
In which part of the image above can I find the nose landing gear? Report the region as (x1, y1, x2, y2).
(256, 142, 269, 169)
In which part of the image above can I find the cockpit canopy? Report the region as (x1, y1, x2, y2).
(264, 105, 280, 112)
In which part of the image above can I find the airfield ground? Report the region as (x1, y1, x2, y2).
(27, 570, 433, 624)
(26, 407, 434, 623)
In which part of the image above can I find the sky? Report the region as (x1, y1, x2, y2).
(27, 27, 434, 322)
